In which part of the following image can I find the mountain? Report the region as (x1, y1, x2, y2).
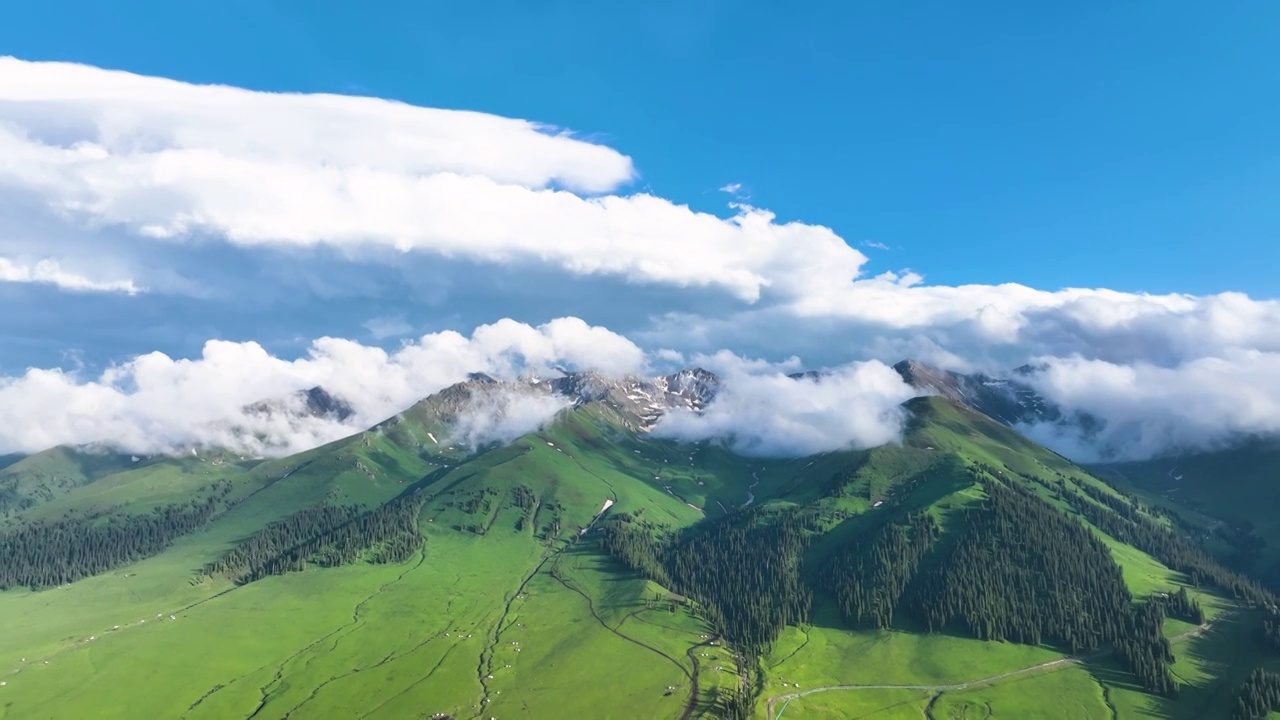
(0, 369, 1277, 719)
(892, 359, 1060, 426)
(547, 367, 720, 430)
(244, 385, 356, 422)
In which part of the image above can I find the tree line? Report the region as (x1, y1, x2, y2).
(601, 460, 1270, 705)
(200, 490, 429, 584)
(1231, 669, 1280, 720)
(908, 478, 1133, 651)
(1054, 475, 1275, 607)
(827, 510, 938, 629)
(0, 496, 221, 590)
(913, 478, 1182, 696)
(600, 506, 814, 655)
(826, 473, 1193, 696)
(1261, 606, 1280, 652)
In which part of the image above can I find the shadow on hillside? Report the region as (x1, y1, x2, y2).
(1161, 610, 1267, 720)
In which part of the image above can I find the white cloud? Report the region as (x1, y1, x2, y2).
(4, 57, 1278, 375)
(0, 58, 1278, 463)
(0, 57, 867, 303)
(362, 316, 412, 340)
(0, 317, 644, 456)
(861, 240, 890, 251)
(0, 58, 631, 194)
(0, 257, 140, 294)
(1020, 351, 1280, 461)
(654, 358, 916, 457)
(448, 388, 571, 450)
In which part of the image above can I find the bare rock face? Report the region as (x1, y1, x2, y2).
(402, 367, 724, 436)
(546, 368, 720, 431)
(892, 359, 1057, 425)
(300, 387, 355, 422)
(243, 385, 355, 423)
(890, 359, 1112, 445)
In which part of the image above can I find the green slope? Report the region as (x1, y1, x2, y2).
(0, 393, 1275, 719)
(0, 445, 152, 516)
(1096, 441, 1280, 587)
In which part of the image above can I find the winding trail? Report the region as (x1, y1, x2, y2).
(474, 452, 617, 717)
(768, 658, 1077, 720)
(767, 615, 1225, 720)
(680, 635, 719, 720)
(741, 470, 761, 509)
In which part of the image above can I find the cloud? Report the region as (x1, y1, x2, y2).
(0, 57, 868, 303)
(654, 357, 916, 457)
(447, 387, 571, 450)
(1019, 351, 1280, 461)
(0, 317, 643, 456)
(4, 57, 1278, 376)
(641, 283, 1280, 375)
(362, 316, 412, 340)
(861, 240, 890, 251)
(0, 257, 140, 294)
(0, 58, 1278, 462)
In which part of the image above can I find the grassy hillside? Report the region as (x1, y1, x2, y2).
(0, 394, 1275, 719)
(1097, 441, 1280, 588)
(0, 446, 156, 516)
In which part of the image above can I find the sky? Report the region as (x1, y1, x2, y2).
(0, 2, 1278, 460)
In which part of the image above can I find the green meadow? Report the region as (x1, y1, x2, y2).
(0, 395, 1275, 719)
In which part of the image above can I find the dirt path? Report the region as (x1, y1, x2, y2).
(766, 615, 1224, 720)
(767, 658, 1077, 720)
(680, 634, 718, 720)
(475, 494, 616, 714)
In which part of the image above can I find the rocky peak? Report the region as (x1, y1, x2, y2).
(301, 386, 355, 421)
(245, 385, 354, 422)
(893, 359, 1060, 427)
(542, 368, 721, 430)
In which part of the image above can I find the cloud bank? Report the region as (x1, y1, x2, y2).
(1021, 351, 1280, 461)
(0, 58, 1277, 461)
(0, 317, 643, 456)
(447, 390, 572, 451)
(0, 57, 864, 303)
(654, 359, 917, 457)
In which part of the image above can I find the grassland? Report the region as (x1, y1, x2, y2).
(0, 407, 753, 719)
(0, 396, 1273, 719)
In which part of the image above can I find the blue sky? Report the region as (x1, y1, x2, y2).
(1, 2, 1279, 458)
(3, 0, 1277, 296)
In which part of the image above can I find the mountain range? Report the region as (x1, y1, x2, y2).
(0, 360, 1276, 719)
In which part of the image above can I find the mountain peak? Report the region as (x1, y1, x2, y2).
(300, 386, 355, 421)
(893, 358, 1059, 428)
(547, 367, 721, 431)
(244, 385, 354, 422)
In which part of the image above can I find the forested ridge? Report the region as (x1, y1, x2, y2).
(0, 481, 236, 590)
(828, 473, 1191, 696)
(200, 490, 429, 584)
(827, 510, 938, 629)
(601, 506, 814, 655)
(1053, 474, 1274, 606)
(604, 460, 1259, 702)
(908, 479, 1133, 650)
